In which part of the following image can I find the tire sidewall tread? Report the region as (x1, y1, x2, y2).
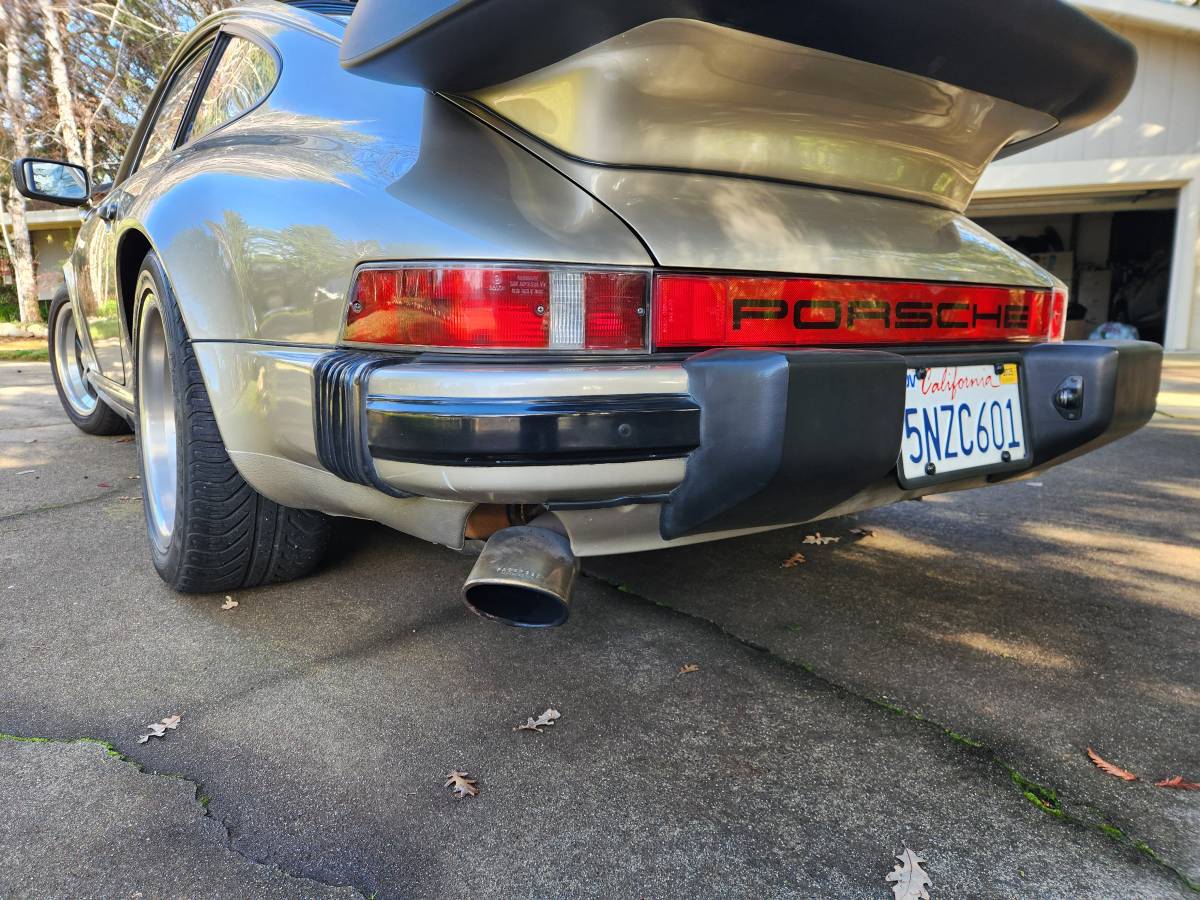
(132, 251, 329, 593)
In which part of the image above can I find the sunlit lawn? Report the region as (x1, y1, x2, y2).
(0, 338, 48, 361)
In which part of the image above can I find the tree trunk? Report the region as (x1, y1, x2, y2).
(36, 0, 85, 167)
(0, 1, 43, 323)
(2, 187, 40, 323)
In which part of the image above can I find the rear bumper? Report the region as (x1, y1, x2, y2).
(660, 340, 1160, 538)
(312, 341, 1161, 537)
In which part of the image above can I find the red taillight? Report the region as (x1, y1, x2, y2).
(343, 266, 647, 350)
(652, 274, 1059, 349)
(343, 265, 1060, 351)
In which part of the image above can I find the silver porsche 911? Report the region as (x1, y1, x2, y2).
(15, 0, 1161, 626)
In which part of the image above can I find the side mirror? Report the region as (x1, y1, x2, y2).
(10, 157, 90, 207)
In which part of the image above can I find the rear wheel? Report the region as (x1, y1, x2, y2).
(133, 251, 331, 592)
(47, 290, 129, 435)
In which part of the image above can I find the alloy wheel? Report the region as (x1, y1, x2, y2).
(137, 297, 178, 553)
(52, 303, 98, 417)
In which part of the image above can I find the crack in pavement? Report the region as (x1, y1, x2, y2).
(0, 420, 92, 430)
(0, 425, 82, 436)
(581, 571, 1200, 894)
(0, 732, 368, 898)
(0, 488, 131, 522)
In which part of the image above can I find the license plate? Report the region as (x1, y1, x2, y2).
(899, 363, 1027, 483)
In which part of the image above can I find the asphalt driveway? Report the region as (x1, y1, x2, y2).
(1, 359, 1197, 898)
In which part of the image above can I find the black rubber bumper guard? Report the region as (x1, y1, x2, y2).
(660, 340, 1162, 539)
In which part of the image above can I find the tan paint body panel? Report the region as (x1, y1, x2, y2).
(107, 11, 651, 348)
(470, 18, 1055, 212)
(574, 169, 1060, 287)
(454, 100, 1059, 289)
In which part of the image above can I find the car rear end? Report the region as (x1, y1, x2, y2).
(311, 0, 1160, 560)
(319, 264, 1158, 555)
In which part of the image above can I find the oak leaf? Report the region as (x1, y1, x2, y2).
(221, 596, 238, 610)
(678, 664, 700, 674)
(886, 848, 931, 899)
(137, 714, 182, 744)
(802, 532, 840, 546)
(1154, 776, 1200, 791)
(515, 709, 561, 732)
(445, 770, 479, 798)
(1087, 747, 1138, 781)
(781, 552, 807, 568)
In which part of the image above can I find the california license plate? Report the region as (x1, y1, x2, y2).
(899, 363, 1027, 483)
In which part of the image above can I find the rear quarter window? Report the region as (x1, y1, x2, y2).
(138, 47, 213, 170)
(189, 36, 277, 142)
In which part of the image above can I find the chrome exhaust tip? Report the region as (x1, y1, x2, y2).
(462, 526, 579, 627)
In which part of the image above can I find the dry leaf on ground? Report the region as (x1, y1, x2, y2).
(515, 709, 561, 732)
(781, 552, 807, 568)
(678, 663, 700, 674)
(1087, 747, 1138, 781)
(221, 596, 238, 610)
(113, 436, 134, 443)
(445, 770, 479, 798)
(802, 532, 840, 546)
(137, 714, 182, 745)
(1154, 776, 1200, 790)
(96, 482, 112, 488)
(849, 527, 875, 538)
(886, 848, 932, 899)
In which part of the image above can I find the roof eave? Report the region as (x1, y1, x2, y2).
(1072, 0, 1200, 39)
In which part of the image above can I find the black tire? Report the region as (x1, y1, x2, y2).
(132, 251, 331, 593)
(46, 289, 130, 435)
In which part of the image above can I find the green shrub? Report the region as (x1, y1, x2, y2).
(0, 296, 51, 323)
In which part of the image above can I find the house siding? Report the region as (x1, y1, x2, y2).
(980, 3, 1200, 351)
(996, 21, 1200, 166)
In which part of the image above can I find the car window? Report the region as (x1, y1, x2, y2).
(138, 46, 213, 171)
(188, 37, 277, 143)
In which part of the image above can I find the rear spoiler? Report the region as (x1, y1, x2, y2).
(341, 0, 1134, 158)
